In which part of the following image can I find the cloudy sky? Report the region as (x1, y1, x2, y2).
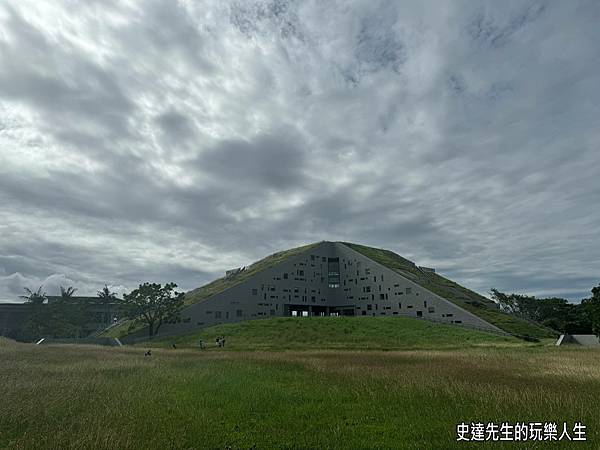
(0, 0, 598, 302)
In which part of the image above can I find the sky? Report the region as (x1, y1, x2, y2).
(0, 0, 598, 303)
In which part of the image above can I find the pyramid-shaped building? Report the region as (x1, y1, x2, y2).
(121, 241, 554, 341)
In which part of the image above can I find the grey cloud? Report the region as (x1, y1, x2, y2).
(0, 0, 599, 303)
(198, 130, 308, 191)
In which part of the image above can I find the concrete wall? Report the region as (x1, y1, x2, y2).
(123, 241, 501, 342)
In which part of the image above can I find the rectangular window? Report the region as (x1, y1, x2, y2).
(327, 257, 340, 288)
(252, 289, 258, 296)
(379, 293, 385, 300)
(270, 309, 275, 315)
(283, 273, 288, 279)
(416, 311, 423, 317)
(367, 304, 372, 310)
(215, 311, 222, 319)
(236, 309, 242, 317)
(428, 307, 435, 313)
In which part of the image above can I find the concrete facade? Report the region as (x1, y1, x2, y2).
(124, 241, 501, 342)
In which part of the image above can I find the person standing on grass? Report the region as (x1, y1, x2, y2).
(198, 338, 204, 350)
(221, 336, 226, 348)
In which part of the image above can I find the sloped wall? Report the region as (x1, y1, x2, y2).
(335, 243, 502, 332)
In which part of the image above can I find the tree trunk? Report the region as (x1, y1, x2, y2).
(148, 322, 154, 338)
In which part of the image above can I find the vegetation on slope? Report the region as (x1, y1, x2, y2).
(343, 242, 557, 339)
(148, 316, 521, 350)
(1, 342, 598, 449)
(185, 242, 319, 306)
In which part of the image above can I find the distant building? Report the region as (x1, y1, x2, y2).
(0, 296, 120, 340)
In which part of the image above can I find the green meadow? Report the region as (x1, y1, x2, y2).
(1, 319, 599, 449)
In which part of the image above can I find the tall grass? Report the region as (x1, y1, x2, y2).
(1, 338, 599, 449)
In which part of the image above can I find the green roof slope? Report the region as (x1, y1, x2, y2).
(342, 242, 557, 339)
(185, 242, 319, 306)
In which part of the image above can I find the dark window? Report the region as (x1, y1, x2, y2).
(283, 273, 288, 279)
(252, 289, 258, 296)
(454, 320, 462, 324)
(270, 309, 276, 315)
(398, 302, 402, 308)
(236, 309, 243, 317)
(365, 286, 371, 293)
(362, 310, 367, 316)
(416, 311, 423, 317)
(215, 311, 222, 319)
(379, 294, 385, 300)
(327, 257, 340, 288)
(428, 307, 435, 313)
(424, 300, 427, 307)
(367, 304, 372, 310)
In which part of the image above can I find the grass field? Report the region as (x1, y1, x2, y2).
(2, 320, 598, 449)
(148, 316, 522, 350)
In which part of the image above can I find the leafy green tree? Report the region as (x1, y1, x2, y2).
(582, 284, 600, 337)
(491, 287, 597, 334)
(119, 282, 184, 338)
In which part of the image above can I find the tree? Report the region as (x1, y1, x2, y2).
(60, 286, 77, 297)
(19, 286, 47, 304)
(20, 287, 48, 339)
(97, 284, 117, 301)
(119, 282, 184, 338)
(97, 284, 118, 325)
(582, 283, 600, 337)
